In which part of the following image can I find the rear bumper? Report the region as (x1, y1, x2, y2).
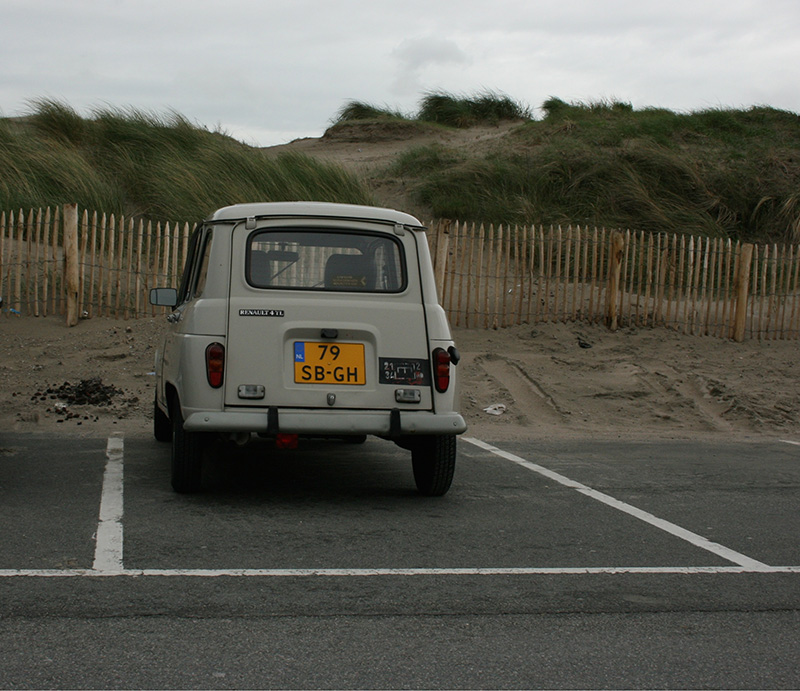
(183, 408, 467, 436)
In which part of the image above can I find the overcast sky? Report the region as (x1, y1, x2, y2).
(2, 0, 799, 147)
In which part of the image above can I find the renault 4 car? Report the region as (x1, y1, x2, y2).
(150, 202, 466, 496)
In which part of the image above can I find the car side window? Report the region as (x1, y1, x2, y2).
(176, 226, 212, 305)
(193, 230, 213, 297)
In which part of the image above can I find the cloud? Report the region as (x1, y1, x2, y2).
(391, 37, 471, 96)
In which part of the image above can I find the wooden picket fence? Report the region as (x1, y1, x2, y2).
(427, 220, 800, 340)
(0, 205, 194, 322)
(1, 205, 799, 341)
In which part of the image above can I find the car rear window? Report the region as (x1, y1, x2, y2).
(246, 229, 406, 292)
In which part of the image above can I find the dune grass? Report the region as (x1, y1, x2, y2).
(331, 90, 532, 129)
(333, 101, 409, 123)
(0, 100, 374, 220)
(418, 90, 532, 127)
(389, 98, 800, 243)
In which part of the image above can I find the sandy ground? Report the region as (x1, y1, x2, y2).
(1, 315, 798, 443)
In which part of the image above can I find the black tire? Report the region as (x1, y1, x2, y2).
(411, 435, 456, 496)
(169, 397, 204, 493)
(153, 393, 171, 443)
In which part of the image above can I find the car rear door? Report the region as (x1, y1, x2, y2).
(223, 219, 433, 412)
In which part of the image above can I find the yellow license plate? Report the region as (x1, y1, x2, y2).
(294, 341, 366, 385)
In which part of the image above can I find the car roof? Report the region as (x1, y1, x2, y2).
(206, 202, 424, 229)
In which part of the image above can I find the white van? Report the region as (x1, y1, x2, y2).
(150, 202, 466, 496)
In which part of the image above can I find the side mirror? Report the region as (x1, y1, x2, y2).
(149, 288, 178, 308)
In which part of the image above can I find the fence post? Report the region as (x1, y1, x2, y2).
(732, 242, 754, 342)
(606, 231, 625, 330)
(64, 203, 80, 326)
(433, 219, 451, 300)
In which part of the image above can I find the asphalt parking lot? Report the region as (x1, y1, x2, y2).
(1, 432, 799, 689)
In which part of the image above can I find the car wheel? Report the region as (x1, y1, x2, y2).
(153, 393, 171, 443)
(169, 397, 204, 493)
(411, 435, 456, 496)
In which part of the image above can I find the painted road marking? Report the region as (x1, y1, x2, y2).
(91, 436, 125, 573)
(1, 566, 800, 578)
(1, 436, 797, 578)
(462, 437, 770, 570)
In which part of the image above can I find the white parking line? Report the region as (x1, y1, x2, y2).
(91, 436, 125, 573)
(462, 437, 770, 570)
(1, 565, 800, 578)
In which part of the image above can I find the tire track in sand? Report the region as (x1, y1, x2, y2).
(476, 353, 569, 426)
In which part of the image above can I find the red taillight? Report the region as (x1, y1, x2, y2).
(432, 347, 451, 393)
(276, 433, 299, 449)
(205, 342, 225, 388)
